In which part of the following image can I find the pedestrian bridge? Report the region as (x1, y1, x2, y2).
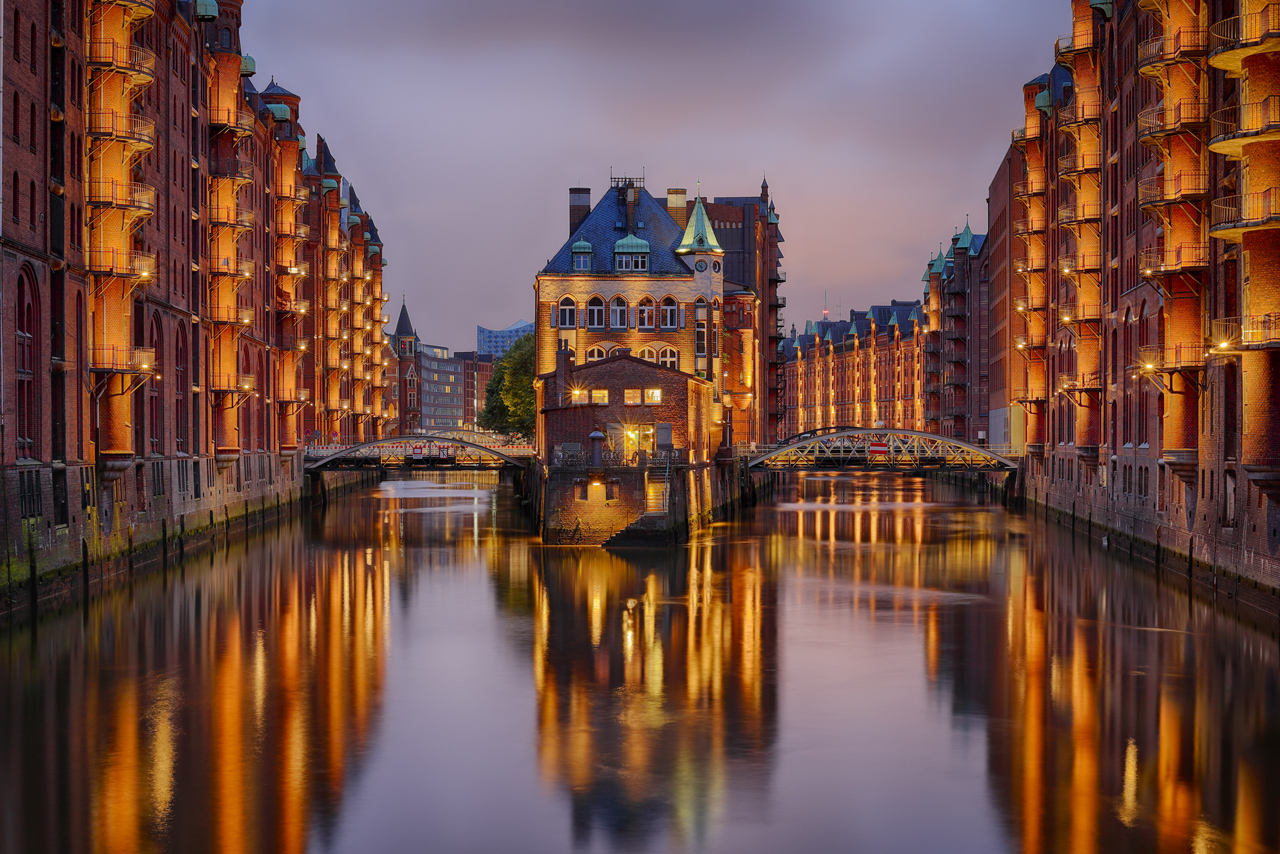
(303, 433, 534, 472)
(747, 428, 1018, 472)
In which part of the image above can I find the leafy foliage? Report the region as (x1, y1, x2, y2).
(478, 333, 535, 439)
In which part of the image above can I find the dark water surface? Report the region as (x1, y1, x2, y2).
(4, 473, 1280, 853)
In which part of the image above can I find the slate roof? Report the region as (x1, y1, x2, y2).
(366, 218, 382, 244)
(394, 302, 415, 338)
(262, 78, 297, 98)
(542, 184, 692, 276)
(317, 136, 339, 176)
(969, 233, 986, 256)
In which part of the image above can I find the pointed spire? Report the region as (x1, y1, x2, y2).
(675, 194, 723, 255)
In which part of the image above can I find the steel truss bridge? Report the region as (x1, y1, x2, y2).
(303, 431, 533, 472)
(748, 428, 1018, 472)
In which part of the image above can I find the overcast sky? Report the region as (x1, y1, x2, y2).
(242, 0, 1069, 352)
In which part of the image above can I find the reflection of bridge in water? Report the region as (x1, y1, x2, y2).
(747, 427, 1019, 473)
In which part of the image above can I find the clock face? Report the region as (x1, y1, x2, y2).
(695, 260, 707, 272)
(712, 261, 721, 273)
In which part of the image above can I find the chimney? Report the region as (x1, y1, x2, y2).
(625, 183, 637, 232)
(569, 188, 591, 236)
(667, 188, 687, 228)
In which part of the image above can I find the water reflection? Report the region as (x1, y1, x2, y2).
(3, 472, 1280, 852)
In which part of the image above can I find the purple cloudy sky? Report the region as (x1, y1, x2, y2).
(242, 0, 1068, 352)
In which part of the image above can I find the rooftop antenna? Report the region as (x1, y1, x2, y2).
(823, 290, 829, 320)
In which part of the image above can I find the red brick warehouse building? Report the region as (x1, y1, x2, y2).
(0, 0, 396, 577)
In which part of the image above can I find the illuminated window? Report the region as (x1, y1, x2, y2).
(610, 296, 627, 328)
(590, 389, 608, 405)
(557, 297, 576, 327)
(658, 347, 678, 369)
(637, 297, 655, 328)
(586, 346, 606, 362)
(586, 296, 605, 329)
(625, 388, 641, 405)
(644, 388, 662, 405)
(638, 347, 657, 362)
(661, 297, 677, 328)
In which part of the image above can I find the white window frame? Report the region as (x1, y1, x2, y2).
(660, 298, 677, 328)
(610, 297, 627, 329)
(586, 297, 605, 329)
(586, 346, 606, 362)
(558, 298, 576, 328)
(637, 298, 655, 328)
(573, 253, 590, 271)
(658, 348, 678, 370)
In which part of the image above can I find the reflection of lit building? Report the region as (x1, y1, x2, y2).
(521, 544, 777, 848)
(0, 527, 391, 853)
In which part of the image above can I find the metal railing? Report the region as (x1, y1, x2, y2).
(86, 179, 155, 212)
(1058, 200, 1103, 224)
(1014, 214, 1047, 235)
(277, 334, 309, 352)
(1209, 5, 1280, 56)
(1014, 295, 1047, 312)
(1211, 98, 1280, 146)
(1058, 369, 1103, 391)
(1138, 172, 1209, 207)
(210, 373, 257, 393)
(86, 247, 156, 278)
(1058, 150, 1103, 174)
(1015, 334, 1047, 350)
(1137, 344, 1206, 371)
(209, 158, 254, 180)
(87, 110, 155, 147)
(1061, 301, 1102, 323)
(1012, 124, 1042, 144)
(275, 184, 311, 203)
(1013, 177, 1047, 197)
(1139, 242, 1210, 275)
(277, 297, 310, 314)
(209, 256, 254, 278)
(279, 261, 310, 277)
(89, 346, 155, 373)
(1059, 254, 1102, 275)
(1211, 315, 1280, 347)
(1055, 30, 1096, 55)
(208, 107, 256, 133)
(276, 220, 310, 239)
(1137, 26, 1208, 69)
(1138, 99, 1209, 139)
(209, 206, 254, 229)
(88, 40, 156, 79)
(1212, 191, 1280, 230)
(1015, 257, 1046, 274)
(205, 305, 253, 325)
(1058, 99, 1102, 126)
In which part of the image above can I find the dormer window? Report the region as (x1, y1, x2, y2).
(613, 234, 650, 273)
(616, 253, 647, 272)
(571, 238, 592, 272)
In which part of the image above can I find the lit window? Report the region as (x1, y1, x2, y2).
(586, 296, 605, 329)
(638, 347, 657, 362)
(590, 389, 608, 405)
(661, 297, 677, 328)
(611, 296, 627, 328)
(695, 321, 706, 356)
(573, 253, 590, 271)
(637, 297, 655, 328)
(557, 297, 576, 327)
(644, 388, 662, 405)
(659, 348, 678, 369)
(586, 346, 606, 362)
(625, 388, 641, 405)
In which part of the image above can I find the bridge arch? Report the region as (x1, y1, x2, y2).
(304, 434, 528, 471)
(749, 429, 1017, 471)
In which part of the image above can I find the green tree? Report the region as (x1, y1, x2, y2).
(478, 333, 536, 439)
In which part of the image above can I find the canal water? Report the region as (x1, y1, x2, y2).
(3, 473, 1280, 853)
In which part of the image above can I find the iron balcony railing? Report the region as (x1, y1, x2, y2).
(1013, 214, 1047, 235)
(87, 110, 156, 148)
(1209, 5, 1280, 57)
(209, 158, 254, 180)
(1138, 99, 1209, 140)
(1015, 257, 1046, 274)
(1058, 370, 1103, 391)
(1210, 315, 1280, 348)
(86, 247, 156, 278)
(278, 387, 311, 403)
(1012, 124, 1042, 144)
(276, 220, 311, 240)
(1211, 97, 1280, 154)
(1138, 172, 1210, 207)
(1137, 26, 1209, 71)
(87, 39, 156, 81)
(1211, 190, 1280, 231)
(277, 297, 310, 314)
(209, 256, 255, 278)
(89, 346, 155, 373)
(1059, 254, 1103, 276)
(1015, 334, 1047, 350)
(208, 107, 256, 133)
(1055, 30, 1096, 56)
(279, 261, 310, 277)
(206, 305, 254, 325)
(277, 334, 310, 352)
(1139, 242, 1210, 276)
(1057, 100, 1102, 127)
(209, 206, 255, 230)
(1137, 344, 1206, 371)
(86, 179, 156, 213)
(1058, 150, 1104, 175)
(1058, 200, 1104, 225)
(275, 184, 311, 203)
(1061, 301, 1102, 324)
(210, 373, 257, 393)
(1014, 295, 1047, 313)
(1013, 177, 1047, 197)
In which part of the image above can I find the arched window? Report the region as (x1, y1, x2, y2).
(28, 180, 35, 226)
(28, 101, 35, 148)
(659, 347, 678, 370)
(10, 171, 17, 221)
(586, 346, 606, 362)
(661, 297, 677, 328)
(586, 296, 605, 329)
(256, 353, 266, 450)
(557, 296, 576, 328)
(220, 28, 232, 49)
(695, 297, 708, 357)
(637, 297, 655, 329)
(12, 11, 19, 61)
(175, 326, 187, 451)
(148, 315, 164, 454)
(11, 92, 18, 141)
(610, 296, 627, 329)
(638, 347, 657, 363)
(16, 272, 38, 458)
(28, 22, 35, 70)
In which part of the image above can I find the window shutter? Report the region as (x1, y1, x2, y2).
(678, 307, 685, 328)
(578, 304, 585, 328)
(630, 307, 636, 328)
(550, 306, 558, 329)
